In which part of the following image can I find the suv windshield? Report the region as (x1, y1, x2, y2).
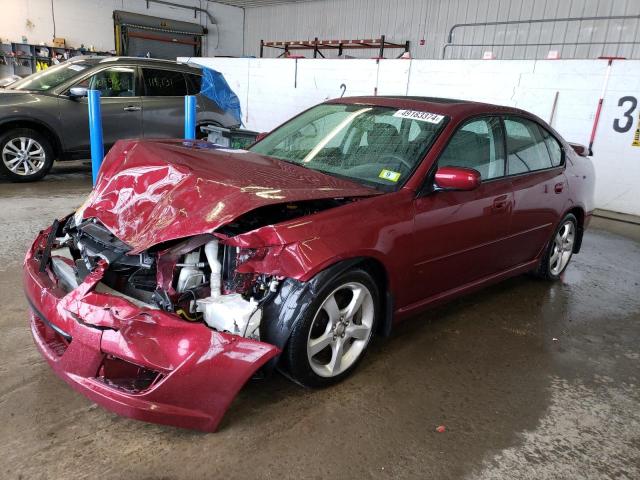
(9, 61, 93, 92)
(249, 103, 447, 191)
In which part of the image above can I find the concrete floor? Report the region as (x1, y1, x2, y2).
(1, 162, 639, 479)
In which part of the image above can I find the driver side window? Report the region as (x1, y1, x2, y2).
(75, 67, 136, 98)
(438, 117, 505, 181)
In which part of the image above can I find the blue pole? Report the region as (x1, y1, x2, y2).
(184, 95, 196, 140)
(87, 90, 104, 185)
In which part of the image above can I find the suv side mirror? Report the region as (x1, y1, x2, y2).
(434, 166, 481, 191)
(68, 87, 88, 98)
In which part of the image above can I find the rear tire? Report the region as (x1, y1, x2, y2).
(0, 128, 54, 182)
(283, 268, 379, 388)
(535, 213, 578, 280)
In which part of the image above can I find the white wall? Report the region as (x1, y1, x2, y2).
(1, 0, 244, 56)
(184, 57, 640, 216)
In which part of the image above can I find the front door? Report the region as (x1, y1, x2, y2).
(59, 65, 142, 154)
(408, 116, 513, 306)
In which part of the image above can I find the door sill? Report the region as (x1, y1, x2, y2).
(396, 259, 539, 320)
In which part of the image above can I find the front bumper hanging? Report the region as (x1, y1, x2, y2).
(24, 227, 280, 432)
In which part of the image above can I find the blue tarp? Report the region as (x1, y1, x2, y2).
(200, 67, 242, 125)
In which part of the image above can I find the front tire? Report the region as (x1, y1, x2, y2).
(283, 269, 379, 388)
(535, 213, 578, 280)
(0, 128, 54, 182)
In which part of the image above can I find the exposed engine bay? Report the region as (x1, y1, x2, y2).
(45, 198, 347, 341)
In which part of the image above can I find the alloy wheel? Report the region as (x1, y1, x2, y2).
(306, 281, 375, 378)
(2, 137, 47, 176)
(549, 220, 576, 275)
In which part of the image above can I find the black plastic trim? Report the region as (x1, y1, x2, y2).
(25, 294, 72, 342)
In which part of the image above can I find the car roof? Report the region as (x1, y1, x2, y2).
(69, 55, 201, 72)
(329, 95, 532, 121)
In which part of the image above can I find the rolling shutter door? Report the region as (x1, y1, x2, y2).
(113, 10, 205, 59)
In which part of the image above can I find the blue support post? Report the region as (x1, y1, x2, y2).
(184, 95, 197, 140)
(87, 90, 104, 185)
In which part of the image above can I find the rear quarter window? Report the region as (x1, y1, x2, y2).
(540, 127, 563, 167)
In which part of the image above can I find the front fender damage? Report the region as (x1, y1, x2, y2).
(259, 258, 364, 370)
(229, 232, 338, 281)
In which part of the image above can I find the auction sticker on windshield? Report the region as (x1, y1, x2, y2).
(379, 169, 401, 182)
(393, 110, 444, 124)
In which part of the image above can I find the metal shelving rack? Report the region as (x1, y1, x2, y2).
(260, 35, 410, 58)
(0, 42, 113, 79)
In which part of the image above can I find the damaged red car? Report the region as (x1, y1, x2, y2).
(24, 96, 595, 431)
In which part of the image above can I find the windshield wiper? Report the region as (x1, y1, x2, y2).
(307, 167, 383, 191)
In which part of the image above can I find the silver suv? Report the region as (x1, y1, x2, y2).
(0, 56, 240, 182)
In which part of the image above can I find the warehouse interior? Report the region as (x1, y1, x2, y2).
(1, 1, 639, 478)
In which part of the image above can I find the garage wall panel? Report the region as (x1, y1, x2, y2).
(590, 61, 640, 214)
(406, 60, 535, 106)
(246, 60, 298, 132)
(376, 60, 411, 96)
(515, 61, 608, 145)
(245, 0, 640, 60)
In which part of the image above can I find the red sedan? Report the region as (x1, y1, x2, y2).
(24, 96, 595, 431)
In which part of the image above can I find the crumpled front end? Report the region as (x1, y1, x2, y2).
(24, 222, 279, 432)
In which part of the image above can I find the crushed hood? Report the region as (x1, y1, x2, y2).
(77, 139, 378, 252)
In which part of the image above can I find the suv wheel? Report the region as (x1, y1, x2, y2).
(0, 128, 54, 182)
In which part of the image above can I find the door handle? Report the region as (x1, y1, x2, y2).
(492, 195, 509, 211)
(554, 182, 564, 193)
(123, 105, 141, 112)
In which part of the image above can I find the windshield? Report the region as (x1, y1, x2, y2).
(9, 61, 92, 92)
(249, 103, 447, 191)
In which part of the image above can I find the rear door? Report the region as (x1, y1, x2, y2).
(502, 116, 567, 267)
(59, 65, 142, 153)
(409, 116, 514, 305)
(140, 67, 189, 138)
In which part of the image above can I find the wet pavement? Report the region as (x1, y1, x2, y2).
(1, 163, 639, 479)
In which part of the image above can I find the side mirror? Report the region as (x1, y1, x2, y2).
(434, 166, 481, 191)
(68, 87, 88, 98)
(254, 132, 268, 142)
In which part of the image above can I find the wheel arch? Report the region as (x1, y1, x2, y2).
(565, 205, 585, 253)
(351, 257, 394, 337)
(260, 256, 395, 373)
(0, 118, 63, 159)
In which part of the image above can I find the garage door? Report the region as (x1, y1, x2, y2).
(113, 10, 205, 60)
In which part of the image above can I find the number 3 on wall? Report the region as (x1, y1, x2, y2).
(613, 96, 638, 133)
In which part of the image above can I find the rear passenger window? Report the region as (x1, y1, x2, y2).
(439, 117, 505, 180)
(142, 68, 188, 96)
(505, 117, 553, 174)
